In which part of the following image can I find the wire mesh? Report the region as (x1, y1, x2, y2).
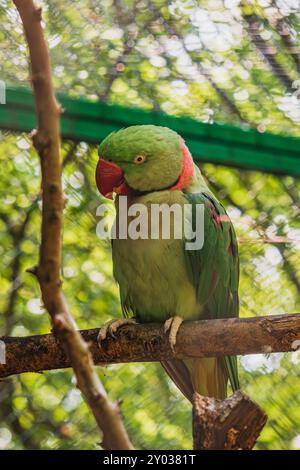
(0, 0, 300, 450)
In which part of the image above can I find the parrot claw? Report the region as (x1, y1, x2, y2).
(108, 326, 116, 339)
(163, 315, 184, 353)
(164, 317, 173, 334)
(97, 318, 137, 348)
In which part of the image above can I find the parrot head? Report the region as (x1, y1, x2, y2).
(95, 125, 195, 198)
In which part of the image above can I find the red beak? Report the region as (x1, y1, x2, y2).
(95, 158, 131, 199)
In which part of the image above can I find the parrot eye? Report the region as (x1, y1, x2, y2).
(134, 155, 146, 164)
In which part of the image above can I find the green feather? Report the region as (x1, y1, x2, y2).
(98, 125, 183, 193)
(101, 124, 240, 398)
(184, 190, 240, 391)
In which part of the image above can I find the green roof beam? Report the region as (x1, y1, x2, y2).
(0, 86, 299, 176)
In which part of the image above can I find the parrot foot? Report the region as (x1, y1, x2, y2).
(97, 318, 137, 347)
(164, 315, 183, 353)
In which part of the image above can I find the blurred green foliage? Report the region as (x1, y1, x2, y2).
(0, 0, 300, 450)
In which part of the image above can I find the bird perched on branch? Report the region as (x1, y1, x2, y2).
(95, 125, 239, 400)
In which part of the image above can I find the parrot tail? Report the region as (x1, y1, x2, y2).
(161, 357, 227, 402)
(184, 357, 227, 400)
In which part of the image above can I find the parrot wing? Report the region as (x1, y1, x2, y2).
(183, 190, 240, 392)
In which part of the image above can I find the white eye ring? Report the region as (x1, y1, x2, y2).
(134, 154, 146, 164)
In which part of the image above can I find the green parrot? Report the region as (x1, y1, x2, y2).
(95, 125, 239, 400)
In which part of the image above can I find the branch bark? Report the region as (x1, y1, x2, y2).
(192, 391, 267, 450)
(1, 313, 300, 378)
(13, 0, 133, 450)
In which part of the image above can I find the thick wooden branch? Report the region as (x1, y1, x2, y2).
(13, 0, 133, 450)
(1, 313, 299, 378)
(192, 391, 267, 450)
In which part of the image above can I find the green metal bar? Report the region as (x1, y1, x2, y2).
(1, 86, 300, 176)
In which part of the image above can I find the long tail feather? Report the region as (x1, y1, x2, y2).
(161, 357, 227, 401)
(184, 357, 227, 399)
(161, 360, 194, 402)
(225, 355, 240, 392)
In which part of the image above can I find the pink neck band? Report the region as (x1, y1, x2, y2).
(170, 141, 195, 191)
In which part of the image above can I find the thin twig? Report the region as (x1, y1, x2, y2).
(13, 0, 133, 450)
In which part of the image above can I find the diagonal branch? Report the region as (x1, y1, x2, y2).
(13, 0, 133, 450)
(1, 313, 300, 378)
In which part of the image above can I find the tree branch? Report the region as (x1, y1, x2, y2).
(192, 391, 267, 450)
(1, 313, 299, 378)
(13, 0, 133, 450)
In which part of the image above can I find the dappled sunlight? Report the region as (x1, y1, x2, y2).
(0, 0, 299, 451)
